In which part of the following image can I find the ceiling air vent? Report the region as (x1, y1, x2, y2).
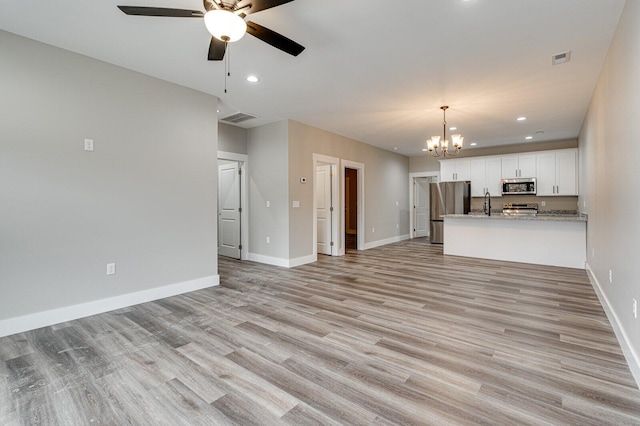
(221, 112, 257, 123)
(552, 50, 571, 65)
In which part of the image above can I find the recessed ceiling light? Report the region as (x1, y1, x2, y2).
(246, 75, 259, 83)
(393, 147, 398, 151)
(422, 148, 428, 152)
(525, 136, 533, 140)
(449, 127, 457, 131)
(517, 116, 527, 121)
(470, 142, 477, 146)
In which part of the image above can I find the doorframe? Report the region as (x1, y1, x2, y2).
(312, 154, 340, 257)
(218, 151, 248, 260)
(342, 160, 365, 253)
(409, 171, 439, 239)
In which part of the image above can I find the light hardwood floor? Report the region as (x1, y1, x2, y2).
(2, 239, 640, 425)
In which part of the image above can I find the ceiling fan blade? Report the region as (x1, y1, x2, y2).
(208, 37, 226, 60)
(117, 6, 204, 18)
(237, 0, 295, 15)
(246, 21, 304, 57)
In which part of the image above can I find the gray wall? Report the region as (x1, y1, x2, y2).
(578, 1, 639, 376)
(218, 122, 248, 155)
(288, 120, 410, 258)
(247, 121, 289, 259)
(0, 31, 218, 320)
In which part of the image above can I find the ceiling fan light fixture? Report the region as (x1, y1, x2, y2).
(204, 10, 247, 42)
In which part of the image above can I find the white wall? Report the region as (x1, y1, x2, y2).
(0, 31, 219, 334)
(578, 1, 640, 384)
(219, 122, 247, 155)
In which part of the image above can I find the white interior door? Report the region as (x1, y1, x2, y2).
(316, 164, 332, 255)
(218, 161, 241, 259)
(414, 177, 430, 238)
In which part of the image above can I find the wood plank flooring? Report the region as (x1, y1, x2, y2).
(2, 238, 640, 425)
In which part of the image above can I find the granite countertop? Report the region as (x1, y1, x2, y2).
(445, 211, 587, 222)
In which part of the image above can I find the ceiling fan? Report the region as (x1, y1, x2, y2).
(117, 0, 305, 61)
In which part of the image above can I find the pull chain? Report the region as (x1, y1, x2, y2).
(224, 42, 229, 93)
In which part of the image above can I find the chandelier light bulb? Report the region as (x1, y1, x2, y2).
(204, 10, 247, 42)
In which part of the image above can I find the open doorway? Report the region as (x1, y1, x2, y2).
(345, 167, 358, 250)
(341, 159, 365, 252)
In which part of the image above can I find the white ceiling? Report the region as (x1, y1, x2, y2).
(0, 0, 625, 156)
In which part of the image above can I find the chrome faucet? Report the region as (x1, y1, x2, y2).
(484, 191, 491, 216)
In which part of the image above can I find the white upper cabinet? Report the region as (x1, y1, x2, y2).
(470, 157, 502, 197)
(440, 148, 578, 197)
(536, 149, 577, 196)
(440, 159, 470, 182)
(501, 153, 536, 179)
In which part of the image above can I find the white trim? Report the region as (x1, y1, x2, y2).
(0, 275, 219, 338)
(363, 234, 410, 250)
(289, 254, 317, 268)
(409, 171, 440, 239)
(586, 263, 640, 389)
(218, 151, 249, 260)
(342, 160, 365, 252)
(248, 252, 317, 268)
(312, 154, 340, 258)
(249, 253, 289, 268)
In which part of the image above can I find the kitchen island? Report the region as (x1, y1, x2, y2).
(443, 213, 587, 269)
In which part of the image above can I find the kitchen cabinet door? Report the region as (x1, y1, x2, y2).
(470, 157, 502, 197)
(536, 152, 556, 195)
(518, 154, 537, 178)
(485, 157, 503, 196)
(440, 161, 457, 182)
(502, 154, 536, 178)
(440, 159, 470, 182)
(455, 159, 470, 181)
(555, 150, 577, 195)
(470, 159, 487, 197)
(501, 155, 519, 179)
(535, 149, 577, 196)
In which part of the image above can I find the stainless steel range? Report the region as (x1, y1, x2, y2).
(502, 203, 538, 216)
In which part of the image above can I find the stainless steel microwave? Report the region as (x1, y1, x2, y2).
(501, 178, 536, 195)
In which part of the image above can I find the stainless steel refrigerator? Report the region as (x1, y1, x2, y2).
(429, 181, 471, 244)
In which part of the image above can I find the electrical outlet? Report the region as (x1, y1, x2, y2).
(84, 138, 94, 151)
(372, 227, 375, 233)
(397, 224, 399, 229)
(106, 263, 116, 276)
(633, 299, 638, 319)
(266, 236, 270, 244)
(266, 201, 270, 208)
(541, 201, 546, 207)
(609, 269, 613, 283)
(395, 201, 399, 206)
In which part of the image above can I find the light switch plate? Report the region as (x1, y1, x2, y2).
(106, 263, 116, 275)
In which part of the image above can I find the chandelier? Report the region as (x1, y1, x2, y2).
(427, 106, 463, 157)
